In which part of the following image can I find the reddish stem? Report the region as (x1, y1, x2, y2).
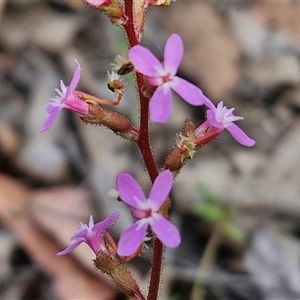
(146, 238, 163, 300)
(123, 0, 139, 47)
(135, 73, 162, 300)
(135, 74, 159, 182)
(123, 2, 164, 299)
(123, 0, 158, 181)
(135, 79, 164, 300)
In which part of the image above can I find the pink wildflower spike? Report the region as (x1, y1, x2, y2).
(129, 33, 206, 123)
(57, 212, 120, 256)
(40, 59, 89, 133)
(116, 170, 181, 257)
(195, 100, 255, 147)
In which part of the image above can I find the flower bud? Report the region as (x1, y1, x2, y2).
(164, 147, 184, 174)
(164, 119, 196, 175)
(181, 119, 196, 136)
(107, 71, 125, 97)
(81, 104, 139, 141)
(94, 252, 145, 299)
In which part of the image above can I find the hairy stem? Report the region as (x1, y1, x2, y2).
(147, 238, 164, 300)
(123, 0, 139, 47)
(123, 2, 164, 299)
(135, 73, 159, 181)
(135, 59, 162, 300)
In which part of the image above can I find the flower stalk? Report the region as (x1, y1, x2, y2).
(40, 1, 256, 299)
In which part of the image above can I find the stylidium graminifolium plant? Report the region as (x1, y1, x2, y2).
(40, 1, 255, 299)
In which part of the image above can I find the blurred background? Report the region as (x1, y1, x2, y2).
(1, 0, 300, 299)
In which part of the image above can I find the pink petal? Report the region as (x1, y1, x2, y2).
(117, 173, 146, 208)
(226, 123, 255, 147)
(92, 211, 120, 234)
(171, 76, 205, 106)
(57, 239, 83, 255)
(88, 215, 95, 227)
(149, 170, 173, 210)
(117, 221, 148, 257)
(39, 107, 62, 133)
(149, 85, 172, 123)
(163, 33, 183, 75)
(150, 214, 181, 248)
(46, 99, 60, 114)
(65, 59, 82, 100)
(71, 227, 89, 240)
(85, 0, 107, 7)
(203, 96, 216, 110)
(129, 45, 163, 77)
(206, 108, 223, 129)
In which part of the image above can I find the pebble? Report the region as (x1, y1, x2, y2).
(31, 10, 81, 54)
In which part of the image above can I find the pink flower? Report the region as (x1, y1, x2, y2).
(40, 59, 89, 133)
(57, 212, 119, 256)
(84, 0, 110, 7)
(116, 170, 181, 257)
(195, 100, 255, 147)
(129, 33, 206, 123)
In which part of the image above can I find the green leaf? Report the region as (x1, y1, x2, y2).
(193, 204, 222, 222)
(223, 223, 246, 243)
(223, 207, 237, 220)
(197, 183, 218, 204)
